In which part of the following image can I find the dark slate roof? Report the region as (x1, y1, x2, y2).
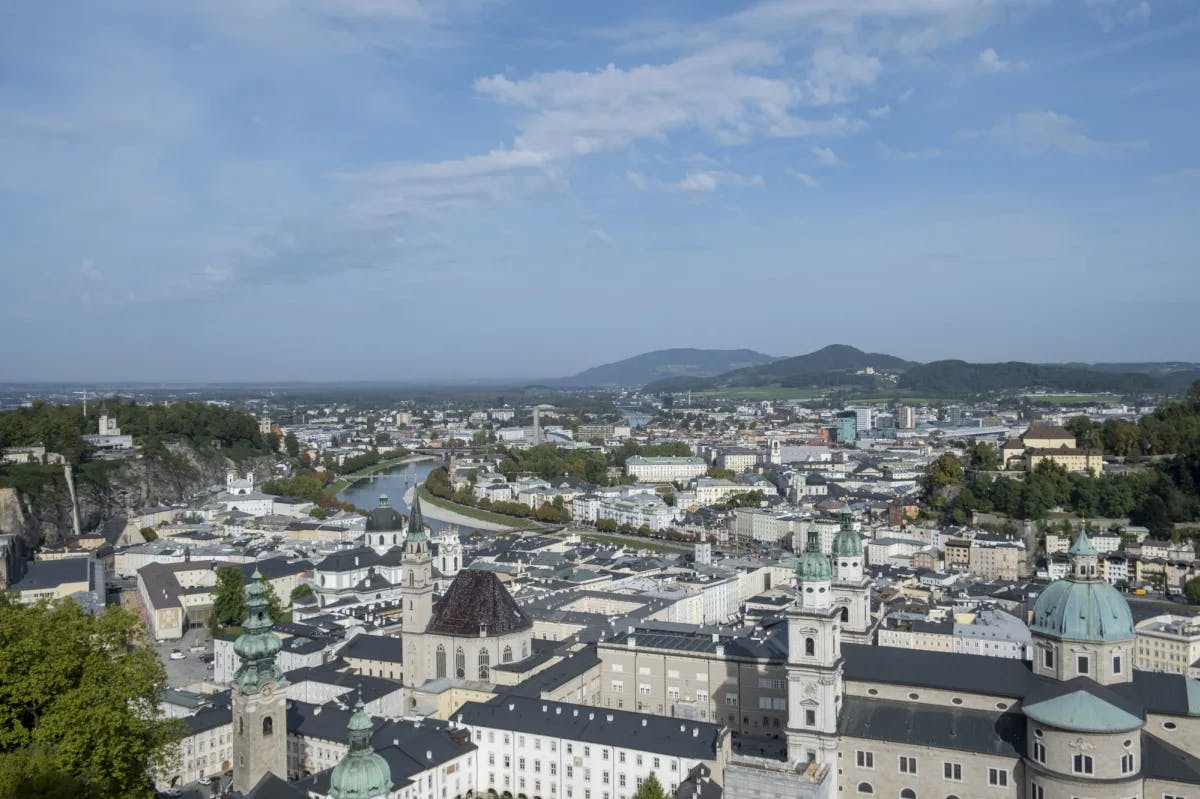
(236, 558, 312, 580)
(839, 696, 1025, 758)
(365, 497, 405, 532)
(426, 569, 532, 636)
(842, 643, 1032, 698)
(243, 772, 307, 799)
(456, 695, 724, 759)
(317, 546, 379, 573)
(1142, 730, 1200, 784)
(12, 557, 91, 591)
(341, 633, 404, 663)
(505, 645, 601, 698)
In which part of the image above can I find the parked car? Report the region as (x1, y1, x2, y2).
(169, 650, 186, 661)
(200, 653, 214, 663)
(198, 776, 212, 786)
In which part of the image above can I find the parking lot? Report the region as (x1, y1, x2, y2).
(153, 626, 216, 688)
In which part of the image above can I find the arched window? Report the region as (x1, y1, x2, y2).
(900, 790, 916, 799)
(239, 718, 244, 735)
(840, 606, 849, 623)
(503, 645, 513, 663)
(946, 795, 960, 799)
(436, 645, 447, 679)
(856, 783, 873, 795)
(522, 642, 528, 659)
(456, 647, 466, 678)
(805, 637, 815, 657)
(262, 716, 273, 736)
(479, 648, 490, 681)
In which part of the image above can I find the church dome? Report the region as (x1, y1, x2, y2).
(1031, 531, 1134, 643)
(796, 526, 832, 582)
(831, 515, 862, 558)
(365, 495, 404, 532)
(329, 697, 393, 799)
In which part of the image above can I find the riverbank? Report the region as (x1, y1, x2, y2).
(329, 453, 437, 495)
(406, 485, 532, 531)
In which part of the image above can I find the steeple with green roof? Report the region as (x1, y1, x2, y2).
(233, 569, 285, 695)
(405, 494, 428, 551)
(329, 693, 393, 799)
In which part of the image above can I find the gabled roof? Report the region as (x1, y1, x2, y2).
(426, 569, 532, 636)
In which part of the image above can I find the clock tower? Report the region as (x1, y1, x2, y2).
(231, 569, 288, 793)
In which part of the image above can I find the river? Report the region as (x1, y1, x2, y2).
(336, 459, 452, 533)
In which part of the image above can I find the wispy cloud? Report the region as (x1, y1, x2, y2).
(1085, 0, 1152, 32)
(976, 47, 1029, 74)
(789, 170, 820, 188)
(961, 110, 1133, 156)
(676, 170, 764, 192)
(877, 143, 943, 161)
(812, 145, 844, 166)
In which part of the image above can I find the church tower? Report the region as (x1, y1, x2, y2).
(231, 570, 288, 793)
(785, 526, 843, 772)
(328, 692, 393, 799)
(830, 511, 872, 644)
(401, 495, 434, 687)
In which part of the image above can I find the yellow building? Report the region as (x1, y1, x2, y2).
(1135, 614, 1200, 677)
(1002, 424, 1104, 474)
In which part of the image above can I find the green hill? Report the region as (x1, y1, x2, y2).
(556, 348, 777, 388)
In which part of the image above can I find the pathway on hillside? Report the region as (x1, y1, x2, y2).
(403, 485, 521, 532)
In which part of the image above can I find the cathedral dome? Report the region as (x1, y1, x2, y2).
(796, 526, 832, 582)
(1031, 532, 1134, 643)
(831, 516, 863, 558)
(365, 495, 404, 532)
(329, 698, 393, 799)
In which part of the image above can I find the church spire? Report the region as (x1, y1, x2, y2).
(407, 495, 427, 543)
(233, 569, 285, 694)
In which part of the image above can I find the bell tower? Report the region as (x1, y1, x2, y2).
(785, 526, 843, 772)
(830, 510, 872, 643)
(401, 495, 434, 687)
(231, 570, 288, 793)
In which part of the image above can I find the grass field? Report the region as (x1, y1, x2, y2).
(693, 386, 829, 400)
(1025, 393, 1122, 405)
(415, 485, 531, 528)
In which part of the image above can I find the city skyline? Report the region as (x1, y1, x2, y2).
(3, 0, 1199, 381)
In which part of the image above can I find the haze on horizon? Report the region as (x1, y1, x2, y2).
(2, 1, 1199, 383)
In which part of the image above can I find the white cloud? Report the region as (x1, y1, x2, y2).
(789, 170, 820, 188)
(676, 170, 764, 192)
(812, 145, 844, 166)
(1085, 0, 1152, 31)
(877, 143, 943, 161)
(976, 47, 1029, 74)
(961, 110, 1129, 156)
(868, 104, 891, 118)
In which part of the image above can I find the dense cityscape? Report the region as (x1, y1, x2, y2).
(4, 2, 1200, 799)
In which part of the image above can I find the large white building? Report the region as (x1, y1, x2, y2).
(625, 456, 707, 484)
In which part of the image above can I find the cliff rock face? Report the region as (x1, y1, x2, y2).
(0, 443, 275, 550)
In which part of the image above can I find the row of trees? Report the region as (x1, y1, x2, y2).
(425, 467, 571, 523)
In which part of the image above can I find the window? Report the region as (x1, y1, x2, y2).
(856, 751, 874, 769)
(1043, 648, 1054, 668)
(943, 762, 961, 781)
(262, 717, 273, 736)
(805, 637, 816, 656)
(840, 606, 849, 622)
(456, 647, 466, 679)
(479, 648, 490, 681)
(988, 768, 1007, 787)
(1076, 654, 1089, 675)
(1072, 754, 1094, 774)
(503, 645, 513, 663)
(856, 783, 873, 795)
(1113, 654, 1123, 675)
(611, 663, 623, 673)
(611, 680, 623, 693)
(900, 790, 916, 799)
(436, 645, 447, 679)
(805, 709, 816, 726)
(1032, 741, 1045, 763)
(1120, 753, 1134, 773)
(725, 695, 738, 706)
(1030, 783, 1044, 799)
(899, 756, 917, 775)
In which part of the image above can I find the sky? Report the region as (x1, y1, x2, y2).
(2, 0, 1199, 382)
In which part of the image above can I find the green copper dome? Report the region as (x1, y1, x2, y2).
(329, 696, 393, 799)
(796, 526, 832, 582)
(1031, 532, 1133, 643)
(233, 569, 285, 694)
(831, 513, 863, 557)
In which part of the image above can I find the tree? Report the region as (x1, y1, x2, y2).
(707, 466, 737, 480)
(290, 583, 314, 603)
(0, 596, 182, 799)
(633, 774, 667, 799)
(139, 527, 157, 542)
(1185, 577, 1200, 605)
(284, 432, 300, 458)
(210, 565, 246, 630)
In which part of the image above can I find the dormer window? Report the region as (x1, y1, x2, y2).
(1076, 655, 1089, 675)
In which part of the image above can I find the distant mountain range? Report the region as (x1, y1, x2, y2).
(552, 348, 778, 388)
(559, 344, 1200, 396)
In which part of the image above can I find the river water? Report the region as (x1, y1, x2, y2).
(337, 459, 451, 533)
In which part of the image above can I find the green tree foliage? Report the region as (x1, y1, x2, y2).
(1185, 576, 1200, 605)
(209, 565, 247, 630)
(497, 444, 609, 484)
(706, 466, 737, 480)
(284, 433, 300, 458)
(0, 596, 182, 799)
(139, 527, 158, 542)
(610, 440, 693, 467)
(596, 518, 618, 532)
(963, 441, 1001, 471)
(633, 773, 667, 799)
(290, 583, 314, 603)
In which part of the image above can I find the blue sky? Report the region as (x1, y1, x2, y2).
(2, 0, 1198, 381)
